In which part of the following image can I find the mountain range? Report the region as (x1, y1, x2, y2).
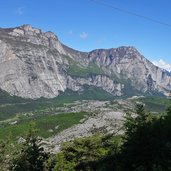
(0, 24, 171, 99)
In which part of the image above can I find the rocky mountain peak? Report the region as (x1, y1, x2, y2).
(89, 46, 139, 58)
(3, 24, 65, 54)
(0, 25, 171, 99)
(7, 24, 58, 40)
(87, 46, 143, 67)
(20, 24, 42, 34)
(44, 31, 58, 40)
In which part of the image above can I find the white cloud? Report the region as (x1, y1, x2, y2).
(152, 59, 171, 72)
(15, 7, 24, 16)
(80, 32, 88, 39)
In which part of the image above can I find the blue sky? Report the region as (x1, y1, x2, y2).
(0, 0, 171, 69)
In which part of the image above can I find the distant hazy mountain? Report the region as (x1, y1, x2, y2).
(0, 25, 170, 99)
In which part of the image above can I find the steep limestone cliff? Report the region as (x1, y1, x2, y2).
(0, 25, 170, 98)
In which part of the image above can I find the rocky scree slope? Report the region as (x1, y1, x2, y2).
(0, 25, 170, 99)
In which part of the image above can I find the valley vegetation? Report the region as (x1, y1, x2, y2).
(1, 103, 171, 171)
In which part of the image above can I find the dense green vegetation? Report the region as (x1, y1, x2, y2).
(58, 86, 114, 102)
(119, 104, 171, 170)
(0, 86, 114, 121)
(64, 54, 104, 78)
(139, 96, 170, 112)
(47, 134, 121, 171)
(0, 111, 88, 140)
(67, 62, 104, 78)
(11, 124, 49, 171)
(1, 103, 171, 170)
(0, 90, 31, 105)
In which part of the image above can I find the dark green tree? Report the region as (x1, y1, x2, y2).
(50, 134, 121, 171)
(120, 103, 171, 171)
(62, 135, 107, 171)
(0, 140, 9, 171)
(0, 134, 14, 171)
(11, 122, 49, 171)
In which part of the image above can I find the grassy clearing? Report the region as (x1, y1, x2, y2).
(0, 111, 88, 140)
(66, 58, 104, 78)
(67, 63, 104, 77)
(36, 112, 87, 138)
(137, 96, 171, 112)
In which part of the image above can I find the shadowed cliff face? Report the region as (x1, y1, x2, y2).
(0, 25, 170, 99)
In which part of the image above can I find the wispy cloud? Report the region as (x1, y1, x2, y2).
(14, 7, 25, 16)
(80, 32, 88, 39)
(68, 30, 73, 35)
(152, 59, 171, 72)
(96, 35, 107, 46)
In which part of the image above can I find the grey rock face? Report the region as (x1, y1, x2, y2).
(0, 26, 67, 98)
(67, 75, 123, 96)
(0, 25, 170, 98)
(88, 47, 171, 94)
